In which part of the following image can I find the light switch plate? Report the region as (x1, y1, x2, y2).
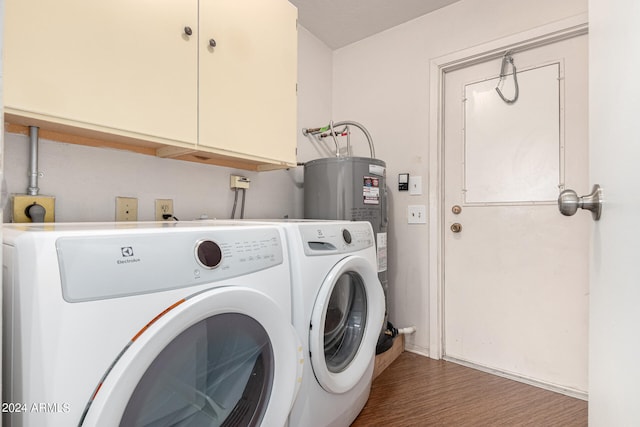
(409, 176, 423, 195)
(408, 205, 427, 224)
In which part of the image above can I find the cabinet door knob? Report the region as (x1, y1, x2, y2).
(184, 26, 193, 36)
(209, 38, 217, 48)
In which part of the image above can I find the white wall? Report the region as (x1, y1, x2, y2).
(296, 26, 334, 163)
(331, 0, 588, 355)
(3, 133, 300, 222)
(2, 25, 334, 224)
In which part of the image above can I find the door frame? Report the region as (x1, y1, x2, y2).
(427, 13, 588, 360)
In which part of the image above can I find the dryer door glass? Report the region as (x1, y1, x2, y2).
(120, 313, 273, 427)
(324, 271, 367, 373)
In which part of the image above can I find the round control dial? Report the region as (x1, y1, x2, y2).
(342, 229, 352, 244)
(195, 240, 222, 269)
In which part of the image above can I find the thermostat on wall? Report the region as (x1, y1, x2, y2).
(398, 173, 409, 191)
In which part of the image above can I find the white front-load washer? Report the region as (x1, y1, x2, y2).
(277, 220, 385, 427)
(2, 221, 303, 427)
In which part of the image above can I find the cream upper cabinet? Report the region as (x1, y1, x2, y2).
(4, 0, 298, 170)
(4, 0, 199, 147)
(198, 0, 298, 166)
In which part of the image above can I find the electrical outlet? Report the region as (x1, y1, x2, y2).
(12, 195, 56, 223)
(116, 197, 138, 221)
(155, 199, 174, 221)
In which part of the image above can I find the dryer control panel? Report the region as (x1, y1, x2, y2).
(56, 227, 284, 302)
(299, 222, 374, 256)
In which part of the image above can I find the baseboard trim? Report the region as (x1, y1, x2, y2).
(443, 355, 589, 401)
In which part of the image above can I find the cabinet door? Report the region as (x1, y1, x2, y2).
(4, 0, 198, 146)
(199, 0, 297, 165)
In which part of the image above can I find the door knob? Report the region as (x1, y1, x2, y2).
(450, 223, 462, 233)
(558, 184, 603, 221)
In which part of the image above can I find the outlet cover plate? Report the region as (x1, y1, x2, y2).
(116, 197, 138, 221)
(155, 199, 174, 221)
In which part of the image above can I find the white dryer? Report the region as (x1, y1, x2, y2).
(2, 222, 303, 427)
(279, 221, 385, 427)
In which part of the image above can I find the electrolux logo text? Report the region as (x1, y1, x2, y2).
(117, 246, 141, 265)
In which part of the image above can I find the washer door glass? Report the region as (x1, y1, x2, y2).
(309, 255, 385, 394)
(80, 287, 302, 427)
(324, 272, 367, 373)
(120, 312, 272, 427)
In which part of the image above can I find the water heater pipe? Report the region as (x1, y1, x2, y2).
(27, 126, 40, 196)
(332, 120, 375, 159)
(303, 120, 376, 158)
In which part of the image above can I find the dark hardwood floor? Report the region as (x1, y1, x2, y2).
(352, 352, 587, 426)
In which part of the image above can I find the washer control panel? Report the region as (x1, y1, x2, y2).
(56, 227, 284, 302)
(299, 222, 374, 256)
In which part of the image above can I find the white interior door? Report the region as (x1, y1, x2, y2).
(589, 0, 640, 423)
(442, 34, 589, 395)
